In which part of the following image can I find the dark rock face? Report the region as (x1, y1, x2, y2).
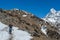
(0, 9, 60, 40)
(47, 30, 60, 40)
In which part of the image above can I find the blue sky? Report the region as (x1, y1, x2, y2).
(0, 0, 60, 18)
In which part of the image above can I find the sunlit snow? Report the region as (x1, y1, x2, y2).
(0, 22, 32, 40)
(41, 25, 47, 36)
(44, 8, 60, 24)
(48, 18, 56, 23)
(22, 15, 27, 17)
(50, 8, 56, 14)
(0, 31, 10, 40)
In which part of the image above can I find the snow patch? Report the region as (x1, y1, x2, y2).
(48, 18, 56, 23)
(41, 25, 47, 36)
(0, 22, 8, 31)
(22, 15, 27, 17)
(0, 22, 32, 40)
(0, 31, 10, 40)
(12, 30, 32, 40)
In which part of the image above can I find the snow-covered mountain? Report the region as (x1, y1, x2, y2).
(44, 8, 60, 29)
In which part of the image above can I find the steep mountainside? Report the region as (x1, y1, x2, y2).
(44, 8, 60, 32)
(0, 8, 60, 40)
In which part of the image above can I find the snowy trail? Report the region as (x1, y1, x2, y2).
(12, 27, 32, 40)
(0, 22, 32, 40)
(0, 31, 10, 40)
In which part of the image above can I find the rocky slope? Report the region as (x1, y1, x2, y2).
(0, 8, 60, 40)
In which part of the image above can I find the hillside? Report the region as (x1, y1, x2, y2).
(0, 8, 60, 40)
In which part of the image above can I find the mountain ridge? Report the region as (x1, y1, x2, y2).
(0, 8, 60, 40)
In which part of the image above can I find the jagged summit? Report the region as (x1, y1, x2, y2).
(50, 8, 56, 14)
(44, 8, 60, 31)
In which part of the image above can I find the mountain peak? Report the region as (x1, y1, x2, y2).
(44, 8, 60, 30)
(50, 8, 56, 14)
